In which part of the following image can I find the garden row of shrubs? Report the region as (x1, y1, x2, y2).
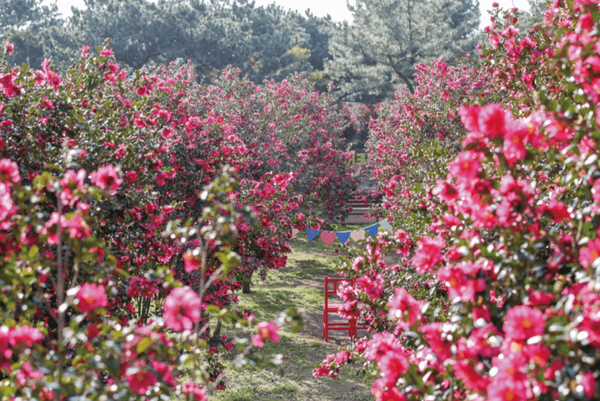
(314, 1, 600, 401)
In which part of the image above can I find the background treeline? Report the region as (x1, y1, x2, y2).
(2, 0, 333, 87)
(0, 0, 544, 100)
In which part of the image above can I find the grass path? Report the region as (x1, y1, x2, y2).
(213, 233, 373, 401)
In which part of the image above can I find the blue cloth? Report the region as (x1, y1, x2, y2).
(364, 224, 379, 237)
(336, 232, 351, 244)
(306, 228, 321, 242)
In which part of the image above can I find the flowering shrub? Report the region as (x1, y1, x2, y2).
(0, 159, 296, 398)
(316, 1, 600, 401)
(0, 37, 355, 397)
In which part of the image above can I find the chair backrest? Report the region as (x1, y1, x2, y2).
(324, 277, 353, 308)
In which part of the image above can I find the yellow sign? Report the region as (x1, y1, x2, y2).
(347, 153, 366, 166)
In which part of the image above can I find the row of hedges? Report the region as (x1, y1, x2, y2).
(316, 1, 600, 401)
(0, 40, 354, 398)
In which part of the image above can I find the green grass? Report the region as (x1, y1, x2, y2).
(212, 231, 373, 401)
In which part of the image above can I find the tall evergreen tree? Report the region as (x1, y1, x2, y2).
(0, 0, 59, 34)
(325, 0, 480, 100)
(0, 0, 61, 68)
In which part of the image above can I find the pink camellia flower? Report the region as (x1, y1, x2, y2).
(355, 275, 384, 299)
(126, 370, 157, 395)
(99, 48, 114, 57)
(59, 169, 86, 206)
(502, 305, 546, 341)
(0, 159, 20, 185)
(371, 377, 407, 401)
(15, 361, 44, 386)
(10, 325, 44, 347)
(419, 323, 452, 361)
(503, 122, 529, 165)
(582, 371, 596, 398)
(388, 287, 422, 329)
(448, 150, 481, 181)
(411, 235, 445, 274)
(80, 44, 90, 58)
(3, 42, 14, 56)
(592, 179, 600, 203)
(486, 378, 527, 401)
(163, 287, 201, 332)
(458, 104, 482, 133)
(63, 214, 92, 239)
(182, 381, 207, 400)
(89, 165, 122, 195)
(529, 291, 554, 306)
(252, 321, 281, 347)
(478, 104, 508, 138)
(77, 283, 108, 313)
(438, 261, 486, 303)
(0, 73, 20, 97)
(183, 251, 201, 273)
(0, 183, 14, 222)
(580, 238, 600, 268)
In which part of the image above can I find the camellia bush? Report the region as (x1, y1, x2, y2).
(316, 1, 600, 401)
(0, 37, 354, 397)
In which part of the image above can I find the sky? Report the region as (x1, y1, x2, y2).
(49, 0, 530, 28)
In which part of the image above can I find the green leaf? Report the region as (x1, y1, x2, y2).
(136, 337, 153, 354)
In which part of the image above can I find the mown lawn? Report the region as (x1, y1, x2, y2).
(212, 232, 373, 401)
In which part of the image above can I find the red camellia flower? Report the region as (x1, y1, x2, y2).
(76, 283, 108, 313)
(378, 350, 409, 386)
(89, 165, 122, 194)
(163, 287, 201, 332)
(252, 321, 281, 347)
(126, 370, 157, 395)
(452, 360, 490, 392)
(502, 305, 546, 341)
(183, 251, 201, 273)
(124, 170, 138, 183)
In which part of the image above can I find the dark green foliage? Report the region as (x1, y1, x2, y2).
(325, 0, 481, 101)
(2, 0, 333, 84)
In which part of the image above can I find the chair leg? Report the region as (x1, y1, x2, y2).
(323, 309, 328, 342)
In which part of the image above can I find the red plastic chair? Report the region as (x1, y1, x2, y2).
(323, 276, 357, 342)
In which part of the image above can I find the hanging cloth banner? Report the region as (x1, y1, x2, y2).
(320, 231, 337, 246)
(336, 232, 351, 245)
(364, 224, 379, 237)
(379, 219, 393, 232)
(296, 220, 394, 246)
(306, 228, 321, 242)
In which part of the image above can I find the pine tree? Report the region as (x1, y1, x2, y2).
(325, 0, 480, 100)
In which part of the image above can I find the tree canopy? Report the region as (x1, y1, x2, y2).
(3, 0, 335, 85)
(325, 0, 480, 100)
